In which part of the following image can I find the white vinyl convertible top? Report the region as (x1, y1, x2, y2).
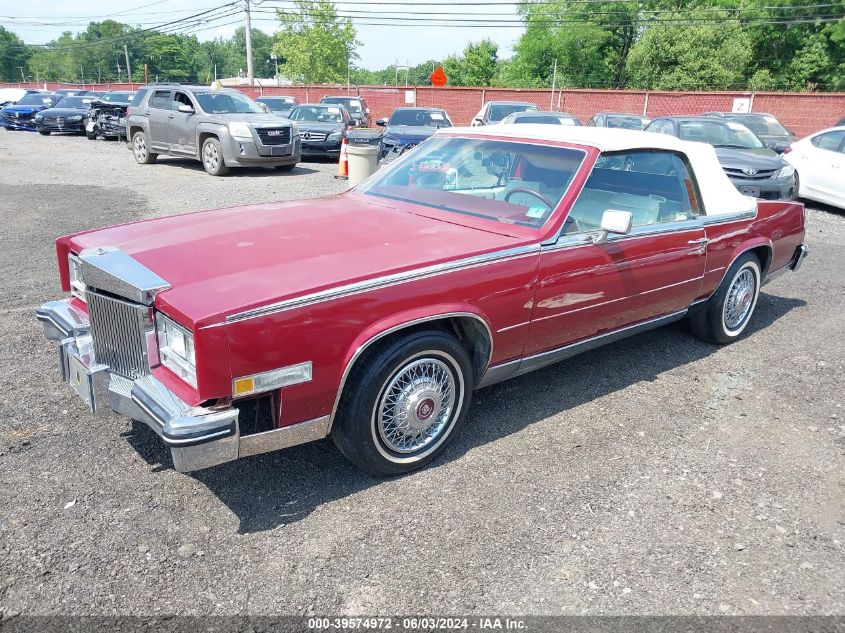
(441, 125, 757, 217)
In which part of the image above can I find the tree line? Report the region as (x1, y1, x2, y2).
(1, 0, 843, 91)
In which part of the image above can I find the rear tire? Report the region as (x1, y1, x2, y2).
(201, 137, 228, 176)
(331, 331, 474, 476)
(132, 131, 157, 164)
(689, 252, 761, 344)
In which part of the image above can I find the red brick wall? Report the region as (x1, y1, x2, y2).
(3, 81, 843, 137)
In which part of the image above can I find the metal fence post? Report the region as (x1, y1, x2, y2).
(643, 91, 650, 117)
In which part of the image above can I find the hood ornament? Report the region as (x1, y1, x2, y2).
(743, 167, 758, 176)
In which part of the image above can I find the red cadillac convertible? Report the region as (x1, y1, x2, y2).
(37, 126, 808, 475)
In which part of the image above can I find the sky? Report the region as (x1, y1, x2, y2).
(3, 0, 525, 70)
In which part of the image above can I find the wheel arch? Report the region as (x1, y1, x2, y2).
(327, 307, 494, 432)
(726, 239, 772, 281)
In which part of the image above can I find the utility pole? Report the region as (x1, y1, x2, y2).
(123, 45, 132, 86)
(244, 0, 255, 86)
(19, 66, 26, 83)
(549, 58, 557, 110)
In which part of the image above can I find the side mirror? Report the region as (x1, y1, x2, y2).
(594, 209, 633, 245)
(177, 104, 194, 114)
(376, 118, 388, 126)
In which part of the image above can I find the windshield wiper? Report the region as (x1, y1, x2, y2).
(713, 143, 753, 149)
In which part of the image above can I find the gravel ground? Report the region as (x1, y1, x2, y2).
(0, 131, 843, 618)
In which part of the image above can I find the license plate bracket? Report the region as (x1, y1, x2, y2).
(739, 185, 761, 197)
(68, 352, 96, 410)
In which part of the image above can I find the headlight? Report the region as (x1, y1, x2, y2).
(777, 164, 794, 179)
(228, 121, 252, 139)
(328, 131, 341, 141)
(68, 115, 82, 122)
(34, 113, 43, 121)
(156, 313, 197, 387)
(68, 254, 86, 301)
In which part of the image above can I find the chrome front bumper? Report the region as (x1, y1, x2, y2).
(36, 299, 239, 472)
(790, 243, 809, 272)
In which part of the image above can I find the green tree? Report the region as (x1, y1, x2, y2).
(461, 39, 498, 86)
(626, 17, 753, 90)
(274, 1, 359, 83)
(0, 26, 31, 82)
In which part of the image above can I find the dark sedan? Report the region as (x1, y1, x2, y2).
(376, 107, 451, 161)
(589, 112, 652, 130)
(646, 116, 796, 200)
(500, 111, 582, 126)
(34, 95, 96, 135)
(289, 103, 352, 158)
(704, 112, 795, 153)
(0, 93, 61, 131)
(256, 96, 298, 117)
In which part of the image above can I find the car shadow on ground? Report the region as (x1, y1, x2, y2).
(125, 291, 805, 534)
(149, 157, 321, 177)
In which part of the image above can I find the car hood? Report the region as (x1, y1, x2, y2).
(384, 126, 440, 142)
(1, 104, 49, 115)
(713, 146, 785, 169)
(66, 194, 522, 327)
(40, 107, 88, 117)
(203, 112, 291, 126)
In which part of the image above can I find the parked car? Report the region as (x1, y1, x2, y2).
(287, 103, 352, 158)
(471, 101, 539, 126)
(783, 127, 845, 209)
(646, 116, 796, 200)
(320, 95, 370, 127)
(36, 126, 807, 476)
(53, 89, 89, 97)
(34, 95, 96, 135)
(0, 93, 60, 131)
(500, 111, 581, 126)
(85, 92, 136, 140)
(126, 84, 300, 176)
(256, 96, 298, 117)
(703, 112, 795, 153)
(376, 107, 451, 161)
(589, 112, 651, 130)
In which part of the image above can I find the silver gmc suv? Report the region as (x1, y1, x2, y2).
(126, 84, 300, 176)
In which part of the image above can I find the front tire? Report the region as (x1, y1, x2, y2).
(689, 253, 761, 344)
(331, 331, 474, 476)
(275, 163, 297, 171)
(86, 129, 97, 140)
(201, 137, 228, 176)
(38, 131, 50, 136)
(132, 131, 157, 164)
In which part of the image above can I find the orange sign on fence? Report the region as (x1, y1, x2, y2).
(430, 66, 448, 88)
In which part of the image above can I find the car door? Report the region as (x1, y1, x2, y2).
(523, 150, 707, 361)
(145, 89, 172, 152)
(167, 90, 198, 156)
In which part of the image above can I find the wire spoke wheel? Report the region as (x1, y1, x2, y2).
(723, 267, 757, 332)
(375, 356, 458, 455)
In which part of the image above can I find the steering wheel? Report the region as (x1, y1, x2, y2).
(504, 187, 554, 209)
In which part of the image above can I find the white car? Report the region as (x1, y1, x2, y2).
(784, 127, 845, 209)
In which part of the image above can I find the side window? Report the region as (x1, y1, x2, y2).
(649, 120, 672, 135)
(811, 131, 845, 152)
(148, 91, 171, 110)
(564, 151, 698, 235)
(172, 91, 193, 111)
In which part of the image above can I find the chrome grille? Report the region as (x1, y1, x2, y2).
(723, 167, 777, 181)
(300, 131, 328, 142)
(86, 290, 151, 379)
(256, 126, 292, 145)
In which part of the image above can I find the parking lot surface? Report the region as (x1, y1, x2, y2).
(0, 131, 843, 617)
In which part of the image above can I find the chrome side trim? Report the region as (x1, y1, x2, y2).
(700, 209, 757, 225)
(326, 311, 494, 433)
(542, 219, 704, 253)
(222, 245, 540, 324)
(476, 309, 688, 389)
(239, 415, 330, 458)
(78, 246, 171, 305)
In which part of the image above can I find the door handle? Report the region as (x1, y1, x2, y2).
(688, 238, 709, 245)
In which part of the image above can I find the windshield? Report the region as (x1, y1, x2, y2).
(730, 115, 789, 137)
(259, 97, 295, 109)
(360, 136, 585, 228)
(291, 105, 344, 123)
(101, 92, 134, 103)
(55, 96, 92, 108)
(194, 91, 264, 114)
(389, 109, 450, 127)
(488, 103, 538, 122)
(678, 121, 764, 149)
(515, 114, 579, 125)
(15, 94, 56, 106)
(323, 97, 363, 114)
(606, 115, 649, 129)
